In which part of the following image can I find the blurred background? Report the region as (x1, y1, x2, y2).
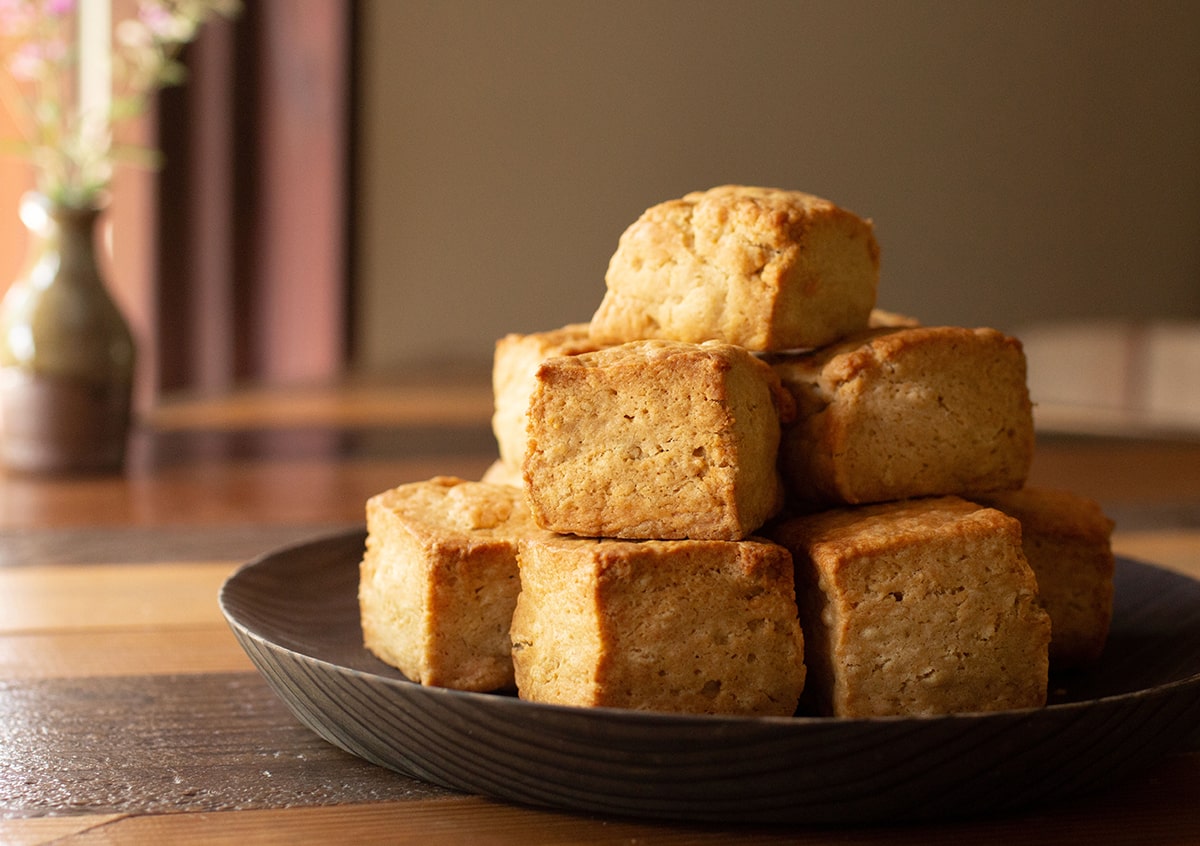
(1, 0, 1197, 428)
(359, 1, 1199, 366)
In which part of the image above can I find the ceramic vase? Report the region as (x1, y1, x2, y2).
(0, 192, 136, 474)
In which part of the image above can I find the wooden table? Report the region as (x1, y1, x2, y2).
(2, 379, 1198, 844)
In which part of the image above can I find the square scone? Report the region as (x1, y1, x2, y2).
(524, 339, 792, 540)
(589, 185, 880, 351)
(359, 476, 541, 692)
(509, 534, 806, 716)
(972, 487, 1115, 669)
(766, 496, 1051, 717)
(772, 326, 1034, 508)
(491, 323, 605, 474)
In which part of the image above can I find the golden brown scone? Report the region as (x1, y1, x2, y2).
(510, 533, 806, 716)
(524, 339, 793, 540)
(491, 324, 605, 472)
(766, 496, 1051, 717)
(772, 326, 1034, 509)
(359, 476, 544, 692)
(589, 185, 880, 351)
(972, 487, 1115, 669)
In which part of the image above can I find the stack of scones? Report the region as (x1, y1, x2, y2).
(359, 185, 1115, 718)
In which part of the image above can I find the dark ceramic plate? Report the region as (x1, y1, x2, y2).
(219, 529, 1200, 825)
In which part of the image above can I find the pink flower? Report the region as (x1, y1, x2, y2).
(0, 0, 240, 204)
(0, 0, 35, 37)
(8, 44, 42, 80)
(8, 38, 66, 81)
(138, 1, 173, 34)
(137, 1, 193, 42)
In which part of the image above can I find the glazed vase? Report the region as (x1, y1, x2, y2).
(0, 192, 136, 474)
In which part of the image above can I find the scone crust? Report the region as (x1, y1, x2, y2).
(523, 339, 791, 540)
(358, 476, 537, 691)
(973, 487, 1115, 668)
(773, 325, 1035, 507)
(768, 496, 1051, 717)
(509, 534, 806, 716)
(491, 323, 603, 471)
(590, 185, 880, 351)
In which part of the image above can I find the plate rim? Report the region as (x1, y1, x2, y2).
(218, 526, 1200, 727)
(217, 527, 1200, 823)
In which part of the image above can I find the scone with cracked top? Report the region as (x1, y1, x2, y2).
(589, 185, 880, 351)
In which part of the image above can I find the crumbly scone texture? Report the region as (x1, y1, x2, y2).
(589, 185, 880, 351)
(509, 533, 807, 716)
(523, 339, 793, 540)
(358, 476, 542, 692)
(766, 496, 1051, 717)
(772, 326, 1034, 508)
(491, 324, 604, 471)
(972, 487, 1115, 668)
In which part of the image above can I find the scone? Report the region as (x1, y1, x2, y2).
(766, 496, 1051, 717)
(772, 326, 1034, 508)
(491, 324, 605, 472)
(510, 533, 806, 716)
(359, 476, 541, 691)
(589, 185, 880, 351)
(524, 339, 793, 540)
(972, 487, 1115, 669)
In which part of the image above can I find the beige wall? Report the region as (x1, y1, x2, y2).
(355, 1, 1200, 373)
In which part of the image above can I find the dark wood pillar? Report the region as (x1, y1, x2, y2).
(155, 0, 356, 395)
